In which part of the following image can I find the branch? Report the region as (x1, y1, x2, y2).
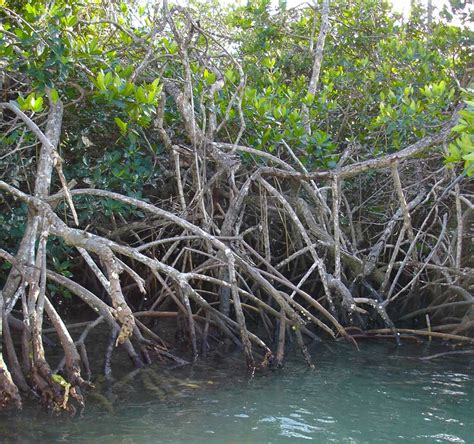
(302, 0, 330, 133)
(260, 107, 461, 181)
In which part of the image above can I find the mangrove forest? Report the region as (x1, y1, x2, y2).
(0, 0, 473, 421)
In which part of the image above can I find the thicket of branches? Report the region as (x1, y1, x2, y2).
(0, 0, 473, 411)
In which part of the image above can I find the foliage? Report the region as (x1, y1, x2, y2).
(446, 93, 474, 175)
(227, 0, 470, 159)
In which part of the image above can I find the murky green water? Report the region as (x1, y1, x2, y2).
(1, 342, 473, 443)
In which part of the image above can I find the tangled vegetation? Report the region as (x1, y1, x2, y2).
(0, 0, 473, 411)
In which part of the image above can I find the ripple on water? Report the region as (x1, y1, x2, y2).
(259, 415, 322, 440)
(419, 433, 466, 443)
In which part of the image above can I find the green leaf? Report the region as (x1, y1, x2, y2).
(32, 96, 43, 112)
(104, 72, 113, 88)
(113, 75, 122, 91)
(145, 79, 161, 104)
(50, 88, 59, 104)
(225, 68, 236, 83)
(163, 38, 179, 55)
(27, 93, 36, 110)
(261, 127, 272, 145)
(303, 93, 315, 106)
(135, 86, 147, 103)
(114, 117, 128, 135)
(288, 110, 300, 126)
(150, 78, 160, 91)
(96, 71, 106, 91)
(203, 69, 216, 86)
(122, 82, 135, 96)
(458, 110, 473, 120)
(262, 57, 276, 70)
(451, 124, 466, 133)
(445, 143, 461, 162)
(438, 80, 446, 93)
(17, 95, 27, 111)
(457, 134, 473, 151)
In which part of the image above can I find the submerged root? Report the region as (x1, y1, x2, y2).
(87, 390, 115, 414)
(141, 371, 167, 400)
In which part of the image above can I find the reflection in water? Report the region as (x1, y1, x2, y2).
(0, 342, 473, 443)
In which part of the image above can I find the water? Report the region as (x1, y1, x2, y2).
(1, 342, 473, 443)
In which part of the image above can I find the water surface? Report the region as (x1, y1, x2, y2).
(1, 342, 473, 443)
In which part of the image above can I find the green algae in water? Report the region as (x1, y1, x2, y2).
(1, 342, 473, 443)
